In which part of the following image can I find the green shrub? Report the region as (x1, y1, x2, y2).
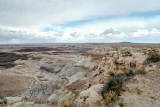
(135, 69, 146, 75)
(101, 69, 136, 106)
(124, 69, 135, 79)
(0, 93, 7, 105)
(3, 99, 7, 105)
(101, 73, 124, 96)
(104, 91, 118, 106)
(101, 69, 135, 97)
(144, 54, 160, 65)
(0, 95, 3, 100)
(119, 100, 124, 107)
(108, 71, 117, 77)
(148, 49, 159, 55)
(122, 50, 132, 57)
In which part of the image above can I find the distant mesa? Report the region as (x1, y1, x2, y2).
(119, 42, 132, 43)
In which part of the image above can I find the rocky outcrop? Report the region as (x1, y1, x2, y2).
(22, 77, 69, 99)
(75, 84, 103, 106)
(21, 55, 94, 100)
(0, 52, 28, 69)
(40, 60, 67, 74)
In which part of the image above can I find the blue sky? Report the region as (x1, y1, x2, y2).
(44, 9, 160, 32)
(0, 0, 160, 44)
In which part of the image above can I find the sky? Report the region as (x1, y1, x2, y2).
(0, 0, 160, 44)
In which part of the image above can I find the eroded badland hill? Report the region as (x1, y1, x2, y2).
(0, 43, 160, 107)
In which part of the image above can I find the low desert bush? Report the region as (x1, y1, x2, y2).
(101, 69, 135, 97)
(108, 70, 118, 77)
(124, 69, 135, 79)
(135, 69, 146, 75)
(144, 53, 160, 65)
(0, 94, 4, 99)
(104, 91, 118, 106)
(101, 69, 135, 105)
(101, 73, 125, 96)
(119, 101, 124, 107)
(34, 99, 49, 104)
(148, 49, 159, 55)
(0, 93, 7, 105)
(122, 50, 132, 57)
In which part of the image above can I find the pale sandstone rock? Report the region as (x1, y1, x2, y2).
(76, 84, 103, 105)
(74, 56, 97, 70)
(117, 57, 124, 64)
(145, 66, 154, 72)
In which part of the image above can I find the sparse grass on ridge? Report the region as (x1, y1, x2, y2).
(101, 69, 136, 106)
(144, 53, 160, 65)
(135, 69, 146, 75)
(101, 69, 135, 96)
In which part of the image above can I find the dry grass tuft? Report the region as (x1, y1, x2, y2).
(135, 69, 146, 75)
(104, 91, 118, 106)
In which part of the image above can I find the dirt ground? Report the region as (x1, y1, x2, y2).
(121, 63, 160, 107)
(0, 73, 35, 96)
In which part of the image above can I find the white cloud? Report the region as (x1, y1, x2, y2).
(132, 30, 149, 37)
(9, 39, 22, 44)
(100, 28, 127, 38)
(0, 0, 160, 43)
(130, 28, 160, 37)
(0, 26, 128, 43)
(0, 0, 160, 30)
(0, 27, 59, 39)
(150, 28, 160, 35)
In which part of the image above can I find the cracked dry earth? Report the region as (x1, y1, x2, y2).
(121, 63, 160, 107)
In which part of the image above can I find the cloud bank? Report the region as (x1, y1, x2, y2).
(0, 0, 160, 43)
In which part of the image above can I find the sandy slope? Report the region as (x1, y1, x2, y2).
(0, 73, 35, 96)
(121, 63, 160, 107)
